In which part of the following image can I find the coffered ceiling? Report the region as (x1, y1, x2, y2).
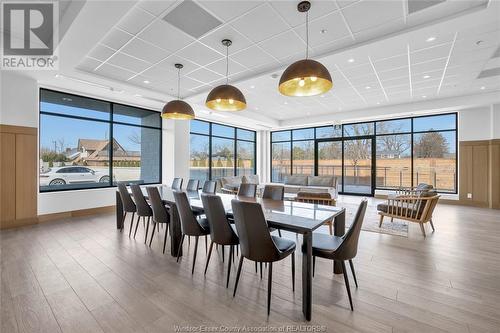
(39, 0, 500, 128)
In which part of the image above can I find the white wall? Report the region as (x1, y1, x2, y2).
(0, 72, 38, 127)
(458, 105, 500, 141)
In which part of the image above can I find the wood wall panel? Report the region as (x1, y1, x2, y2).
(491, 141, 500, 209)
(0, 133, 16, 222)
(15, 134, 38, 220)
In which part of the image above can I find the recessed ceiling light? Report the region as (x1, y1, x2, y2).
(250, 85, 255, 89)
(134, 94, 142, 97)
(348, 58, 355, 63)
(480, 86, 486, 90)
(423, 75, 431, 79)
(422, 95, 427, 98)
(320, 95, 325, 98)
(365, 86, 371, 89)
(143, 80, 150, 84)
(426, 36, 436, 42)
(376, 101, 380, 105)
(284, 101, 288, 105)
(320, 29, 327, 34)
(255, 107, 259, 110)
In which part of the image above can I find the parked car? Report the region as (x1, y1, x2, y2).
(40, 166, 110, 186)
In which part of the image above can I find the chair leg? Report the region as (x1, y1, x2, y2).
(205, 235, 208, 253)
(222, 246, 225, 263)
(260, 262, 263, 279)
(149, 222, 156, 247)
(379, 215, 384, 228)
(163, 223, 169, 254)
(144, 217, 150, 244)
(192, 236, 199, 275)
(176, 234, 185, 262)
(121, 212, 126, 232)
(390, 217, 394, 222)
(419, 223, 426, 237)
(204, 241, 214, 275)
(341, 261, 353, 311)
(313, 255, 316, 277)
(291, 253, 295, 292)
(226, 245, 233, 288)
(278, 229, 282, 237)
(254, 261, 257, 273)
(133, 215, 141, 238)
(348, 259, 358, 288)
(128, 212, 135, 237)
(233, 256, 244, 297)
(429, 219, 435, 232)
(267, 262, 273, 316)
(328, 222, 333, 235)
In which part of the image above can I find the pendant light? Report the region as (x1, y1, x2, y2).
(206, 39, 247, 111)
(279, 1, 333, 97)
(161, 63, 195, 120)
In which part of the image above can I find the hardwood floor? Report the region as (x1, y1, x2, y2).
(1, 196, 500, 332)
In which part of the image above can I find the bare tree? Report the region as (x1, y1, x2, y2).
(377, 134, 410, 157)
(57, 138, 66, 153)
(414, 132, 448, 158)
(128, 131, 141, 145)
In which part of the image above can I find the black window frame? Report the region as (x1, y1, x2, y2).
(189, 119, 257, 181)
(39, 88, 162, 193)
(270, 112, 458, 194)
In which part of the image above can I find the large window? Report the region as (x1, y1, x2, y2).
(270, 113, 457, 193)
(189, 120, 256, 182)
(39, 89, 161, 192)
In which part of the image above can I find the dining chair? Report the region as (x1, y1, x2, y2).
(231, 199, 296, 315)
(312, 199, 367, 311)
(173, 191, 210, 274)
(262, 185, 285, 201)
(130, 185, 153, 243)
(146, 187, 171, 254)
(261, 185, 284, 237)
(296, 192, 336, 235)
(237, 183, 257, 198)
(186, 179, 200, 191)
(117, 182, 136, 236)
(202, 180, 217, 194)
(201, 193, 239, 288)
(171, 178, 183, 190)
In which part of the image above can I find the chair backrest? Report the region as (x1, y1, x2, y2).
(186, 179, 199, 191)
(237, 183, 256, 198)
(173, 191, 205, 236)
(117, 182, 135, 212)
(146, 186, 169, 224)
(202, 180, 217, 194)
(201, 194, 238, 245)
(130, 184, 152, 216)
(296, 191, 335, 206)
(231, 199, 280, 262)
(171, 178, 183, 190)
(262, 185, 284, 201)
(335, 200, 367, 260)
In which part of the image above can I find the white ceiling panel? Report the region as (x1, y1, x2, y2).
(231, 45, 279, 68)
(411, 58, 447, 74)
(176, 41, 224, 66)
(117, 7, 155, 35)
(137, 0, 176, 16)
(378, 66, 409, 80)
(206, 58, 247, 77)
(108, 52, 151, 73)
(230, 3, 289, 43)
(341, 0, 404, 33)
(293, 11, 351, 47)
(137, 20, 195, 53)
(141, 64, 176, 82)
(89, 45, 117, 62)
(77, 57, 102, 72)
(411, 43, 452, 64)
(101, 28, 132, 50)
(258, 31, 306, 61)
(95, 63, 136, 81)
(156, 55, 199, 74)
(270, 0, 339, 28)
(186, 67, 222, 83)
(373, 54, 408, 72)
(121, 38, 169, 64)
(199, 1, 264, 22)
(199, 25, 252, 54)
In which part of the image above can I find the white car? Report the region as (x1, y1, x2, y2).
(40, 166, 110, 186)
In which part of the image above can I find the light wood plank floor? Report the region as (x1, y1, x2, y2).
(1, 196, 500, 333)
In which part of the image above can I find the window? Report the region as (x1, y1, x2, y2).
(270, 113, 457, 193)
(189, 119, 256, 181)
(39, 89, 161, 192)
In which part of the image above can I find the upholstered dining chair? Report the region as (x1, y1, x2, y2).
(312, 199, 367, 311)
(262, 185, 285, 201)
(296, 192, 336, 235)
(171, 178, 183, 190)
(237, 183, 257, 198)
(231, 200, 296, 315)
(186, 179, 200, 191)
(117, 182, 136, 236)
(146, 187, 171, 254)
(173, 191, 210, 274)
(201, 193, 239, 288)
(130, 184, 153, 243)
(202, 180, 217, 194)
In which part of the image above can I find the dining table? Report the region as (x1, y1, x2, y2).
(116, 185, 346, 321)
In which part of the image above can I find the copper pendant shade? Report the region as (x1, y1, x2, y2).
(161, 64, 195, 120)
(206, 39, 246, 111)
(279, 1, 333, 97)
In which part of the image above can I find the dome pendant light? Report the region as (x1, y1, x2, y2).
(161, 64, 195, 120)
(206, 39, 247, 111)
(279, 1, 333, 97)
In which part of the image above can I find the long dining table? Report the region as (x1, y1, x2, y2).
(116, 185, 346, 321)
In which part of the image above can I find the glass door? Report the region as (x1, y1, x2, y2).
(316, 140, 343, 192)
(343, 138, 374, 195)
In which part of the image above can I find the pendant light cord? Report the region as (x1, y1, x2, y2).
(305, 10, 309, 59)
(225, 45, 229, 85)
(177, 67, 181, 100)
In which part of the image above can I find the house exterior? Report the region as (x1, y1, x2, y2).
(65, 138, 140, 166)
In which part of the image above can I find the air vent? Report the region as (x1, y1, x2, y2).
(408, 0, 445, 14)
(477, 67, 500, 79)
(163, 0, 222, 39)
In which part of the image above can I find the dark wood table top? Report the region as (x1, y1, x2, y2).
(141, 185, 345, 234)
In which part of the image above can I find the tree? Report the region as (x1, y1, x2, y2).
(414, 132, 448, 158)
(377, 134, 410, 158)
(128, 131, 141, 145)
